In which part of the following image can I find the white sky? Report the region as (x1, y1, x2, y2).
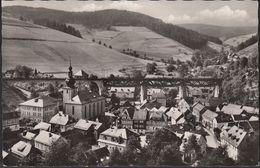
(2, 0, 258, 27)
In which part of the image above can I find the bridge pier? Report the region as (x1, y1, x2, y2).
(140, 85, 147, 103)
(213, 85, 220, 98)
(178, 84, 187, 99)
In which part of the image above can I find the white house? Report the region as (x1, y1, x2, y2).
(166, 107, 185, 125)
(97, 127, 139, 152)
(34, 130, 61, 152)
(201, 110, 218, 130)
(220, 125, 247, 160)
(33, 122, 51, 131)
(49, 111, 76, 132)
(11, 141, 32, 158)
(19, 96, 59, 122)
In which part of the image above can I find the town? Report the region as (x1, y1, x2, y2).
(2, 62, 259, 166)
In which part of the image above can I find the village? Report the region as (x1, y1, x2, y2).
(2, 61, 259, 166)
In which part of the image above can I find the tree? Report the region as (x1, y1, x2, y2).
(132, 70, 144, 79)
(92, 39, 95, 42)
(14, 65, 33, 78)
(168, 89, 178, 99)
(30, 89, 38, 99)
(177, 64, 189, 77)
(146, 63, 156, 74)
(183, 134, 202, 163)
(238, 133, 259, 165)
(108, 148, 123, 166)
(43, 140, 73, 166)
(109, 45, 112, 49)
(157, 144, 183, 165)
(240, 57, 248, 69)
(199, 146, 234, 166)
(166, 64, 176, 72)
(47, 83, 55, 94)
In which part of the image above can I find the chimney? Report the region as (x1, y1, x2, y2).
(22, 131, 27, 136)
(49, 133, 52, 137)
(35, 99, 38, 102)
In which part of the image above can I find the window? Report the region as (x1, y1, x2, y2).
(66, 89, 68, 93)
(85, 106, 87, 118)
(72, 106, 75, 115)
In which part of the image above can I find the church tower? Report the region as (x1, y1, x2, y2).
(63, 58, 76, 110)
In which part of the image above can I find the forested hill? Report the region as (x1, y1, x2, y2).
(3, 6, 222, 49)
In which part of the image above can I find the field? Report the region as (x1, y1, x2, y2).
(223, 33, 256, 47)
(236, 42, 258, 58)
(72, 25, 194, 62)
(2, 17, 162, 77)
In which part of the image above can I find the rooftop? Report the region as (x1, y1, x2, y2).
(133, 109, 148, 121)
(66, 89, 104, 104)
(19, 95, 57, 107)
(202, 110, 218, 121)
(100, 127, 139, 140)
(34, 130, 60, 146)
(21, 131, 36, 141)
(74, 119, 102, 131)
(222, 125, 247, 148)
(221, 104, 244, 115)
(11, 141, 32, 158)
(50, 111, 76, 126)
(33, 122, 51, 131)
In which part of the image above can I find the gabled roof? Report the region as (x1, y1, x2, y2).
(221, 104, 245, 115)
(192, 102, 207, 114)
(11, 141, 32, 158)
(133, 109, 148, 120)
(2, 150, 8, 159)
(74, 119, 102, 131)
(20, 96, 57, 107)
(74, 70, 88, 77)
(21, 131, 36, 141)
(34, 130, 60, 146)
(222, 125, 247, 148)
(50, 111, 76, 126)
(67, 89, 104, 104)
(202, 110, 218, 121)
(151, 92, 166, 98)
(100, 127, 139, 139)
(33, 122, 51, 131)
(149, 111, 167, 121)
(140, 100, 162, 110)
(120, 100, 134, 108)
(241, 106, 259, 114)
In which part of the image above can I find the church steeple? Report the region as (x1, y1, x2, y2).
(66, 57, 75, 88)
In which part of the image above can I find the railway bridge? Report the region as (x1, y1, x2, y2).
(3, 77, 223, 102)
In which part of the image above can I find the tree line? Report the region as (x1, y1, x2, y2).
(236, 34, 258, 51)
(5, 6, 222, 49)
(33, 18, 82, 38)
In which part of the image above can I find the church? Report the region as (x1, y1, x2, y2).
(62, 61, 106, 120)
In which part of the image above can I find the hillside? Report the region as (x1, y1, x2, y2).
(224, 33, 257, 47)
(2, 6, 222, 49)
(179, 23, 257, 40)
(88, 26, 193, 62)
(2, 16, 156, 77)
(236, 42, 258, 58)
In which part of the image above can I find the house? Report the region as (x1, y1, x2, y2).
(166, 107, 185, 125)
(140, 99, 162, 111)
(118, 107, 135, 130)
(232, 111, 253, 122)
(151, 92, 167, 106)
(214, 112, 234, 129)
(10, 141, 32, 158)
(19, 95, 59, 122)
(146, 110, 168, 131)
(33, 122, 51, 131)
(179, 132, 207, 163)
(97, 127, 139, 152)
(34, 130, 62, 152)
(221, 104, 245, 115)
(74, 119, 105, 140)
(201, 110, 218, 129)
(20, 131, 37, 144)
(178, 98, 193, 113)
(220, 125, 247, 160)
(241, 106, 259, 114)
(3, 110, 20, 131)
(49, 111, 76, 133)
(192, 102, 207, 122)
(132, 109, 149, 134)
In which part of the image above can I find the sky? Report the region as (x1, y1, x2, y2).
(2, 0, 258, 27)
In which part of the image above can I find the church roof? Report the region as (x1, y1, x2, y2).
(74, 70, 88, 77)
